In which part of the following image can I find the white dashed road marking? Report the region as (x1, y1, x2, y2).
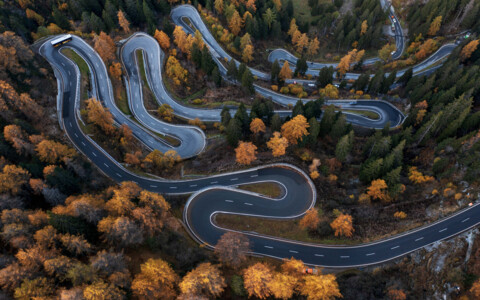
(415, 237, 424, 242)
(391, 246, 400, 250)
(439, 228, 447, 233)
(244, 203, 253, 206)
(340, 256, 350, 258)
(462, 218, 470, 223)
(264, 246, 274, 249)
(289, 250, 298, 254)
(366, 253, 375, 256)
(314, 254, 324, 257)
(225, 200, 234, 203)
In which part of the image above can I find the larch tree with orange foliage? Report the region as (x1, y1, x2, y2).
(361, 20, 368, 35)
(173, 26, 193, 55)
(35, 140, 75, 164)
(269, 272, 298, 299)
(154, 30, 170, 50)
(470, 279, 480, 298)
(229, 10, 243, 36)
(0, 165, 30, 195)
(300, 273, 342, 300)
(3, 124, 32, 155)
(460, 39, 479, 61)
(131, 258, 179, 300)
(295, 33, 309, 53)
(387, 288, 407, 300)
(288, 19, 298, 38)
(165, 55, 188, 86)
(307, 38, 320, 57)
(243, 263, 273, 299)
(109, 62, 122, 81)
(214, 231, 251, 268)
(86, 98, 116, 135)
(337, 52, 352, 77)
(179, 263, 226, 298)
(242, 44, 254, 62)
(408, 166, 434, 184)
(246, 0, 256, 11)
(279, 61, 293, 80)
(366, 179, 390, 203)
(188, 118, 207, 130)
(428, 16, 442, 36)
(235, 141, 257, 165)
(94, 32, 116, 63)
(250, 118, 266, 135)
(281, 115, 310, 145)
(299, 208, 320, 230)
(267, 132, 289, 157)
(117, 10, 130, 33)
(330, 213, 354, 237)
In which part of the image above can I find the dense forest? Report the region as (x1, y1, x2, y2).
(0, 0, 480, 298)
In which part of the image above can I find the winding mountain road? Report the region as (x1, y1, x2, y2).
(35, 6, 480, 268)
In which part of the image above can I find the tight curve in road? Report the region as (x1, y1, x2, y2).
(36, 31, 477, 268)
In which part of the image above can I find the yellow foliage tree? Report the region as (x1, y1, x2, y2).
(366, 179, 390, 203)
(166, 55, 188, 86)
(268, 273, 298, 299)
(281, 115, 310, 145)
(299, 208, 320, 230)
(86, 98, 116, 135)
(460, 40, 479, 61)
(267, 132, 289, 157)
(229, 10, 243, 36)
(330, 213, 354, 237)
(154, 30, 170, 50)
(295, 33, 309, 53)
(36, 140, 75, 164)
(428, 16, 442, 36)
(319, 84, 339, 99)
(307, 38, 320, 56)
(131, 258, 179, 300)
(109, 62, 122, 81)
(470, 279, 480, 298)
(394, 211, 407, 219)
(378, 43, 396, 62)
(158, 104, 174, 122)
(179, 263, 226, 298)
(243, 263, 273, 299)
(408, 167, 434, 184)
(117, 10, 130, 33)
(250, 118, 266, 134)
(188, 118, 206, 130)
(361, 20, 368, 35)
(242, 44, 254, 62)
(0, 165, 30, 195)
(279, 61, 293, 80)
(300, 274, 342, 300)
(94, 32, 116, 63)
(235, 141, 257, 165)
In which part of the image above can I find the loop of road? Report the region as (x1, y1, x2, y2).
(36, 5, 478, 267)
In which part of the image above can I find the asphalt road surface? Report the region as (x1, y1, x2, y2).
(36, 10, 479, 268)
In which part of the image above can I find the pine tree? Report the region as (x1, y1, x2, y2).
(227, 59, 238, 79)
(226, 118, 243, 146)
(271, 60, 280, 83)
(241, 69, 255, 94)
(294, 57, 308, 76)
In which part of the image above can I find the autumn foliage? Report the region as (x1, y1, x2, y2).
(299, 208, 320, 230)
(85, 98, 116, 135)
(281, 115, 310, 145)
(154, 29, 170, 50)
(235, 141, 257, 165)
(460, 39, 479, 61)
(250, 118, 266, 134)
(330, 213, 354, 237)
(267, 132, 289, 156)
(214, 232, 251, 268)
(132, 258, 179, 299)
(366, 179, 390, 203)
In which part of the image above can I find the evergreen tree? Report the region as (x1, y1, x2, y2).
(397, 68, 413, 86)
(304, 98, 324, 119)
(212, 66, 222, 87)
(53, 6, 72, 30)
(143, 0, 155, 28)
(237, 63, 247, 81)
(226, 119, 243, 147)
(221, 107, 231, 126)
(320, 104, 336, 136)
(360, 158, 384, 183)
(294, 57, 308, 76)
(335, 133, 351, 162)
(201, 47, 215, 75)
(227, 60, 238, 80)
(271, 60, 280, 83)
(241, 69, 255, 95)
(354, 73, 370, 91)
(367, 70, 385, 94)
(316, 66, 334, 88)
(292, 100, 304, 117)
(271, 114, 282, 131)
(234, 103, 250, 131)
